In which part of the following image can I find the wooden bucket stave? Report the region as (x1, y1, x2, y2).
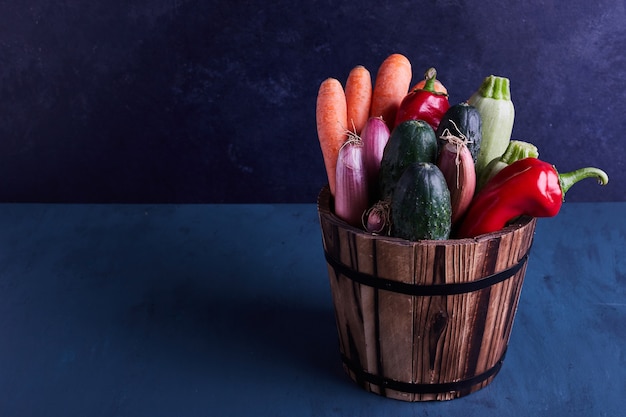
(317, 186, 536, 401)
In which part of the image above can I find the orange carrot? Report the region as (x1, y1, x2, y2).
(345, 65, 372, 135)
(369, 53, 412, 131)
(316, 77, 348, 196)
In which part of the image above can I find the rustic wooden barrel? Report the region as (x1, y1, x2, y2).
(317, 186, 537, 401)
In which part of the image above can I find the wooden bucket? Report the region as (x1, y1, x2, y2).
(317, 186, 537, 401)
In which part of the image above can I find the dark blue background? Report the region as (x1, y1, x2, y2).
(1, 0, 624, 203)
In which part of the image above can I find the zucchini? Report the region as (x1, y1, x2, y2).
(467, 75, 515, 177)
(390, 162, 451, 241)
(436, 102, 482, 163)
(378, 120, 437, 200)
(476, 139, 539, 191)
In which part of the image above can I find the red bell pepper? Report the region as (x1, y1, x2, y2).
(456, 157, 609, 238)
(394, 67, 450, 131)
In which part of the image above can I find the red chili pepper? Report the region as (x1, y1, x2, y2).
(394, 67, 450, 131)
(456, 157, 609, 238)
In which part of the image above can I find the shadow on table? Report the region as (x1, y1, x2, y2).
(117, 275, 346, 386)
(217, 294, 344, 381)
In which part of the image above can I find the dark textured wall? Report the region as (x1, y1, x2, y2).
(1, 0, 624, 203)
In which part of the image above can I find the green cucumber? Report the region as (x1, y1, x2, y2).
(390, 162, 451, 241)
(379, 120, 437, 201)
(436, 102, 482, 162)
(467, 75, 515, 177)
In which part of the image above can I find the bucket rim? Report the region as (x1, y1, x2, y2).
(317, 185, 535, 245)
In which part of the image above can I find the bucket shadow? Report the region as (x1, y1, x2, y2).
(220, 295, 344, 381)
(119, 276, 345, 384)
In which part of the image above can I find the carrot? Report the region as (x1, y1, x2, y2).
(316, 77, 348, 196)
(345, 65, 372, 135)
(369, 53, 412, 131)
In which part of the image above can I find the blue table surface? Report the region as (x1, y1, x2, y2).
(0, 202, 624, 416)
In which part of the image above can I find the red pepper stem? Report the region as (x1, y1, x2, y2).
(558, 166, 609, 199)
(423, 67, 437, 92)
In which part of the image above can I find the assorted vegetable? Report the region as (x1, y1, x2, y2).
(411, 73, 448, 95)
(316, 77, 348, 196)
(315, 53, 609, 241)
(334, 138, 369, 227)
(476, 140, 539, 191)
(363, 199, 391, 235)
(456, 158, 609, 238)
(345, 65, 372, 134)
(378, 120, 437, 201)
(436, 138, 476, 226)
(360, 117, 391, 201)
(467, 75, 515, 177)
(394, 68, 450, 131)
(391, 162, 451, 241)
(436, 102, 482, 163)
(369, 53, 412, 131)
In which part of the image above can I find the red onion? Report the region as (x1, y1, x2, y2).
(436, 136, 476, 225)
(334, 138, 369, 227)
(360, 117, 390, 200)
(363, 200, 391, 235)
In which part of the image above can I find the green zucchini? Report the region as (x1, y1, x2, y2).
(436, 102, 482, 163)
(467, 75, 515, 177)
(476, 139, 539, 191)
(378, 120, 437, 201)
(390, 162, 451, 241)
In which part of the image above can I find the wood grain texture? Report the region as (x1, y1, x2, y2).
(318, 186, 537, 401)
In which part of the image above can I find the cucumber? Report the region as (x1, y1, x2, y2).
(390, 162, 451, 241)
(436, 102, 482, 163)
(378, 120, 437, 201)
